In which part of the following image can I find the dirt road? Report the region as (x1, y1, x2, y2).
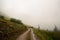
(16, 29, 30, 40)
(30, 28, 36, 40)
(16, 28, 37, 40)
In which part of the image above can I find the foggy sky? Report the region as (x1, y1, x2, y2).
(1, 0, 60, 30)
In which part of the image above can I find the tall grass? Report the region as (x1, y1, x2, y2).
(27, 30, 31, 40)
(33, 28, 60, 40)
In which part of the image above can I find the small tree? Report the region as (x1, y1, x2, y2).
(54, 25, 58, 32)
(38, 25, 40, 30)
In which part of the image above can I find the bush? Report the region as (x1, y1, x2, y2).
(0, 15, 4, 19)
(10, 18, 23, 24)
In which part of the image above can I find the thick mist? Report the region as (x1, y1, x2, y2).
(0, 0, 60, 30)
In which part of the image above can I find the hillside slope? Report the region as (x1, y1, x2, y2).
(0, 15, 27, 40)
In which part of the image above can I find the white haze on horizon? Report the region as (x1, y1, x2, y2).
(0, 0, 60, 30)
